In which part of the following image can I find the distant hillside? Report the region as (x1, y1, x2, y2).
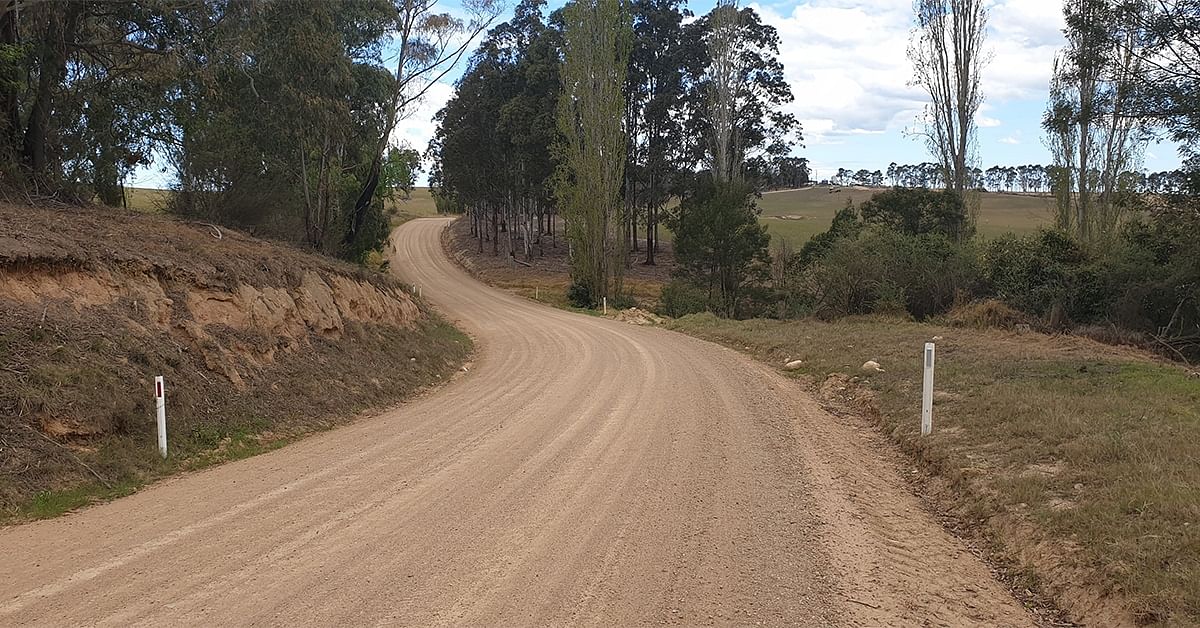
(757, 186, 1054, 245)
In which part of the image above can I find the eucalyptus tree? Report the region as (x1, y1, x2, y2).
(0, 0, 187, 202)
(429, 0, 561, 259)
(343, 0, 503, 252)
(1043, 0, 1150, 242)
(625, 0, 689, 264)
(670, 0, 796, 317)
(682, 0, 799, 185)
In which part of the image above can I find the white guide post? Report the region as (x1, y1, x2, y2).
(154, 376, 167, 458)
(603, 296, 607, 315)
(921, 343, 935, 436)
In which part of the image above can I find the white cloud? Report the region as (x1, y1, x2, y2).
(391, 80, 455, 153)
(999, 135, 1020, 144)
(752, 0, 1065, 145)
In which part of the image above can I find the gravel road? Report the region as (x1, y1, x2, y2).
(0, 217, 1034, 626)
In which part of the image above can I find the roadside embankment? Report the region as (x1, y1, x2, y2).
(0, 204, 470, 521)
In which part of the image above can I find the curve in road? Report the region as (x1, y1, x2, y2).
(0, 218, 1032, 626)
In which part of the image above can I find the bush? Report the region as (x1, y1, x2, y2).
(859, 187, 971, 240)
(669, 176, 770, 317)
(566, 282, 594, 308)
(659, 280, 709, 318)
(608, 293, 637, 310)
(799, 227, 981, 320)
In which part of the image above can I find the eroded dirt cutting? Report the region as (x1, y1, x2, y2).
(0, 217, 1033, 626)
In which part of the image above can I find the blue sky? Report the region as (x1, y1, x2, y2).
(134, 0, 1184, 188)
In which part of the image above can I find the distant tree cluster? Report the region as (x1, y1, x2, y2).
(0, 0, 499, 261)
(826, 163, 1191, 196)
(432, 0, 801, 311)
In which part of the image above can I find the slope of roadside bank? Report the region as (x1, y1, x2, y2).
(669, 313, 1199, 627)
(0, 204, 470, 521)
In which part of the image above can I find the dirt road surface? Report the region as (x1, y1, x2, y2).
(0, 218, 1034, 626)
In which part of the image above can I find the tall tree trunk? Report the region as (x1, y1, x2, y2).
(23, 3, 83, 179)
(0, 1, 21, 157)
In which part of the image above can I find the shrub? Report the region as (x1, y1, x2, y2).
(608, 293, 637, 310)
(858, 187, 971, 240)
(669, 177, 770, 317)
(566, 282, 594, 308)
(801, 227, 981, 320)
(659, 280, 709, 318)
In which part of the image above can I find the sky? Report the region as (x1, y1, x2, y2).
(134, 0, 1184, 188)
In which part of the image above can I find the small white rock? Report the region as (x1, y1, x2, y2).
(862, 360, 884, 372)
(932, 335, 943, 341)
(784, 360, 804, 371)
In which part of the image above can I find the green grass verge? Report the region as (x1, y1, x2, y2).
(667, 313, 1199, 625)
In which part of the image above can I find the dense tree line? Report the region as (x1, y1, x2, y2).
(0, 0, 498, 261)
(431, 0, 800, 310)
(825, 163, 1190, 195)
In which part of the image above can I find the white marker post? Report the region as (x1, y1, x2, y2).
(603, 296, 607, 315)
(154, 376, 167, 458)
(921, 343, 935, 436)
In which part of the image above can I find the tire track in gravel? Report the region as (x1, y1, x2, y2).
(0, 217, 1033, 626)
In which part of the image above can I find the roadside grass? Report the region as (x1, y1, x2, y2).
(484, 270, 664, 311)
(2, 318, 472, 525)
(757, 187, 1053, 246)
(13, 420, 300, 522)
(666, 313, 1200, 625)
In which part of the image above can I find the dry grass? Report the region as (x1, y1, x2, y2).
(667, 313, 1200, 626)
(445, 216, 671, 310)
(123, 187, 171, 213)
(0, 203, 472, 522)
(757, 186, 1054, 246)
(387, 187, 440, 226)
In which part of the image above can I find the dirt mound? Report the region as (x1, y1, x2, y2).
(614, 307, 664, 326)
(0, 204, 469, 516)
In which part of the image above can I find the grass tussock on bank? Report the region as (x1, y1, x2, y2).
(668, 313, 1200, 626)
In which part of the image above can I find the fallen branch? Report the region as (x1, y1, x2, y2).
(1151, 333, 1193, 366)
(22, 423, 114, 490)
(197, 222, 223, 240)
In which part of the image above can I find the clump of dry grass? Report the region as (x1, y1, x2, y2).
(668, 313, 1200, 626)
(945, 299, 1031, 330)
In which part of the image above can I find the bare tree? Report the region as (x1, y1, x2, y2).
(909, 0, 988, 225)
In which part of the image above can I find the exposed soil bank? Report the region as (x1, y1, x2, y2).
(0, 204, 470, 518)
